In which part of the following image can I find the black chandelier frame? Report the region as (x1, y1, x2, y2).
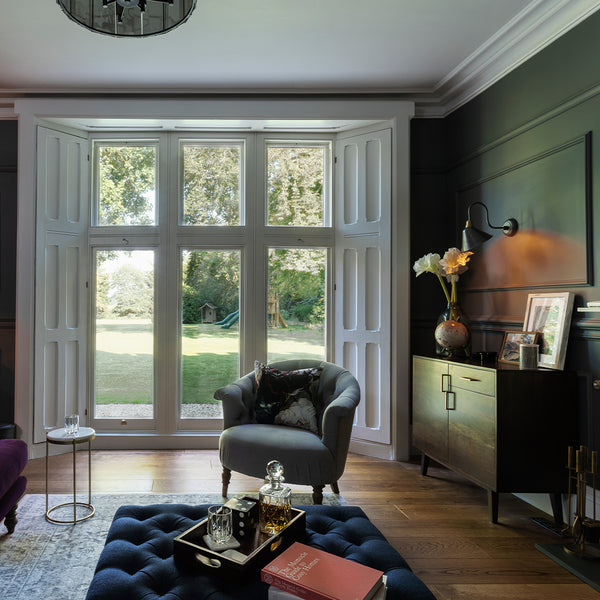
(57, 0, 197, 37)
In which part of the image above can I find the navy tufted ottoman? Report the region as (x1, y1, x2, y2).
(85, 504, 435, 600)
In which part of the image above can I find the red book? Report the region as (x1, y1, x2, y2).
(261, 542, 384, 600)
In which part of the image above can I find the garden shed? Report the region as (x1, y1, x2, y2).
(200, 303, 217, 324)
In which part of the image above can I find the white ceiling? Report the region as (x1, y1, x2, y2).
(1, 0, 600, 116)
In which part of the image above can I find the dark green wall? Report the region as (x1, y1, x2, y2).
(411, 10, 600, 453)
(0, 120, 17, 427)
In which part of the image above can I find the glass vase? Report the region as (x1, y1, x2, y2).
(435, 302, 471, 357)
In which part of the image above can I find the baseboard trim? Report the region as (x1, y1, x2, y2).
(29, 432, 220, 459)
(349, 438, 395, 460)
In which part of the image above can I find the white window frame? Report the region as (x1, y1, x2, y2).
(88, 131, 335, 434)
(16, 96, 413, 460)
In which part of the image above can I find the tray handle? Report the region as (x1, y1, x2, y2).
(195, 552, 222, 569)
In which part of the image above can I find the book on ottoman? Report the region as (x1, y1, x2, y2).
(267, 582, 387, 600)
(261, 542, 384, 600)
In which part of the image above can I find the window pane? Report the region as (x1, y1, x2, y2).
(182, 143, 242, 226)
(267, 248, 326, 362)
(94, 250, 154, 419)
(181, 249, 241, 419)
(96, 145, 157, 226)
(267, 145, 327, 227)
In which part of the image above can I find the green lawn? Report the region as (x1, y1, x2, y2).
(95, 319, 324, 405)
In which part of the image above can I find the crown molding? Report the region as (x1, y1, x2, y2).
(1, 1, 600, 120)
(416, 0, 600, 117)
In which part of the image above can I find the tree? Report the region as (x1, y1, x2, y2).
(182, 144, 241, 225)
(267, 146, 324, 226)
(181, 145, 328, 325)
(95, 269, 110, 318)
(182, 250, 240, 323)
(109, 264, 154, 318)
(269, 248, 326, 324)
(98, 145, 156, 225)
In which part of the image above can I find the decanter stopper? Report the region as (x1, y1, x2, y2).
(266, 460, 285, 485)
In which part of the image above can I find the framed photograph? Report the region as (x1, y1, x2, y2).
(523, 292, 574, 370)
(498, 331, 540, 364)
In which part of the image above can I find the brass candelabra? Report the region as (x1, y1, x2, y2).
(565, 445, 600, 559)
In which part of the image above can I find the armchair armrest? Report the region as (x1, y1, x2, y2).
(214, 373, 256, 429)
(320, 375, 360, 478)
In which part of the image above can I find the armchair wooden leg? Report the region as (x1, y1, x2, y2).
(221, 467, 231, 498)
(330, 482, 340, 495)
(4, 503, 18, 534)
(312, 485, 324, 505)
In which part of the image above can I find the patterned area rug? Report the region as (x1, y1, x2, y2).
(0, 492, 344, 600)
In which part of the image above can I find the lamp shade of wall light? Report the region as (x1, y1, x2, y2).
(461, 201, 518, 251)
(57, 0, 196, 37)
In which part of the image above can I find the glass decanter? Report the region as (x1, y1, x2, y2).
(259, 460, 292, 534)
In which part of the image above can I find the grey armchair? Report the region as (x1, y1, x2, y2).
(216, 359, 360, 504)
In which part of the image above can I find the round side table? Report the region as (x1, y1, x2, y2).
(45, 426, 96, 524)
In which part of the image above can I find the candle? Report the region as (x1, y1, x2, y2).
(576, 449, 583, 472)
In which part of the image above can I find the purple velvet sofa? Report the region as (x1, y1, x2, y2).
(0, 439, 28, 534)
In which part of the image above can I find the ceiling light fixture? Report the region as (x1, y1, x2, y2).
(57, 0, 196, 37)
(461, 201, 518, 251)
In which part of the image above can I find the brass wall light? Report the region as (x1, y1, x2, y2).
(461, 201, 518, 251)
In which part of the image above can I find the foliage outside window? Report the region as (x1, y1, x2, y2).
(94, 250, 155, 408)
(96, 144, 157, 226)
(182, 250, 240, 324)
(268, 248, 326, 325)
(182, 143, 242, 226)
(267, 144, 328, 227)
(91, 134, 331, 424)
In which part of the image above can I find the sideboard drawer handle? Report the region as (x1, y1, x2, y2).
(459, 376, 480, 382)
(441, 373, 451, 392)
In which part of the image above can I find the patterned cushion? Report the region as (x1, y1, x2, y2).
(254, 362, 321, 431)
(274, 389, 318, 433)
(85, 504, 436, 600)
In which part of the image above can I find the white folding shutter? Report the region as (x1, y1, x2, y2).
(34, 126, 88, 444)
(334, 128, 391, 444)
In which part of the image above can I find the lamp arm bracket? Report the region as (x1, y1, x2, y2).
(466, 201, 518, 236)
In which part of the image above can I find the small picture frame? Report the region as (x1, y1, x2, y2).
(498, 331, 540, 364)
(523, 292, 574, 370)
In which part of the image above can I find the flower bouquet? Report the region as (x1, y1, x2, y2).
(413, 248, 473, 356)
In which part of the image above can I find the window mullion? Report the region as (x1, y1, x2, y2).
(155, 132, 176, 433)
(243, 133, 266, 374)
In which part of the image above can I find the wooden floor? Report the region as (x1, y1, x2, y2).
(22, 450, 599, 600)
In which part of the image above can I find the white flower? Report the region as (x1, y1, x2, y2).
(439, 248, 473, 282)
(413, 247, 474, 304)
(413, 253, 442, 277)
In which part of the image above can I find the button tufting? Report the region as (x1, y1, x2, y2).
(86, 504, 436, 600)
